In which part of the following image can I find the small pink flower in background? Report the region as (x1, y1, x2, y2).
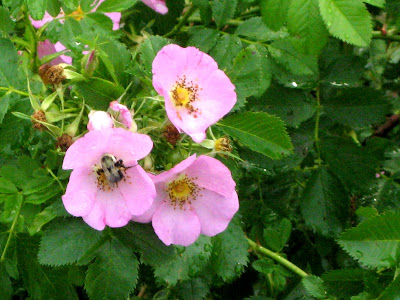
(109, 101, 133, 130)
(141, 0, 168, 14)
(62, 128, 156, 230)
(152, 44, 236, 143)
(30, 0, 121, 30)
(37, 40, 72, 65)
(87, 111, 114, 131)
(132, 154, 239, 246)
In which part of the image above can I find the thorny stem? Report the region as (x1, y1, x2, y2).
(314, 86, 322, 167)
(164, 5, 198, 38)
(247, 237, 308, 278)
(1, 193, 24, 262)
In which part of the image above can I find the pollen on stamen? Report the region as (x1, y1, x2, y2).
(165, 176, 203, 210)
(170, 75, 201, 118)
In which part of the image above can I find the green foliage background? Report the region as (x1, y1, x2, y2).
(0, 0, 400, 299)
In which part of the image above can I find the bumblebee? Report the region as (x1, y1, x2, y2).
(100, 154, 126, 185)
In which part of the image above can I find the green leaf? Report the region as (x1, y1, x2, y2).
(321, 137, 379, 194)
(192, 0, 212, 24)
(322, 269, 372, 298)
(302, 275, 327, 298)
(28, 201, 69, 235)
(210, 222, 249, 281)
(322, 88, 391, 128)
(140, 36, 170, 75)
(263, 218, 292, 252)
(96, 0, 138, 12)
(260, 0, 290, 31)
(85, 238, 140, 300)
(17, 235, 78, 299)
(0, 7, 14, 36)
(0, 38, 22, 89)
(268, 38, 319, 76)
(27, 0, 46, 20)
(376, 274, 400, 299)
(0, 93, 12, 124)
(46, 0, 61, 17)
(38, 218, 104, 266)
(187, 26, 220, 53)
(113, 223, 176, 267)
(209, 34, 242, 70)
(154, 236, 212, 285)
(363, 0, 385, 8)
(236, 17, 286, 42)
(318, 0, 372, 47)
(0, 177, 17, 194)
(218, 112, 293, 160)
(211, 0, 238, 28)
(74, 78, 124, 110)
(338, 212, 400, 269)
(175, 278, 210, 300)
(301, 168, 349, 237)
(0, 263, 11, 300)
(252, 258, 275, 274)
(287, 0, 329, 55)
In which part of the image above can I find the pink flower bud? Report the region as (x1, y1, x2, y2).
(87, 111, 114, 131)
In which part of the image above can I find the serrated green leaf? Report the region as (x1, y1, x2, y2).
(192, 0, 212, 24)
(252, 258, 275, 274)
(288, 0, 329, 55)
(0, 93, 12, 124)
(0, 38, 22, 89)
(17, 235, 78, 299)
(140, 36, 170, 75)
(113, 223, 176, 266)
(85, 238, 139, 300)
(187, 26, 220, 53)
(211, 0, 238, 28)
(27, 0, 46, 20)
(0, 7, 14, 36)
(376, 274, 400, 299)
(28, 201, 68, 235)
(260, 0, 290, 31)
(230, 45, 264, 109)
(301, 168, 349, 237)
(338, 212, 400, 268)
(209, 34, 242, 70)
(268, 38, 319, 76)
(321, 137, 379, 193)
(363, 0, 385, 8)
(0, 263, 11, 300)
(74, 78, 124, 110)
(318, 0, 372, 47)
(175, 278, 210, 300)
(302, 275, 327, 298)
(322, 269, 372, 298)
(154, 236, 211, 285)
(0, 177, 17, 193)
(263, 218, 292, 252)
(47, 0, 61, 17)
(218, 112, 293, 160)
(236, 17, 285, 42)
(210, 222, 249, 281)
(96, 0, 138, 12)
(322, 88, 391, 128)
(38, 218, 104, 266)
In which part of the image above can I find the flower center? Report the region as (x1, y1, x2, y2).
(166, 175, 202, 209)
(93, 155, 132, 192)
(69, 6, 84, 21)
(170, 75, 202, 120)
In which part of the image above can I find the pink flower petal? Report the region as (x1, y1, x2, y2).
(152, 201, 201, 246)
(104, 12, 121, 30)
(141, 0, 168, 14)
(95, 188, 132, 227)
(152, 154, 197, 183)
(119, 165, 156, 215)
(109, 101, 133, 129)
(62, 167, 97, 216)
(191, 189, 239, 236)
(30, 12, 56, 28)
(131, 183, 166, 223)
(87, 111, 114, 131)
(37, 40, 71, 65)
(186, 155, 236, 198)
(83, 201, 106, 231)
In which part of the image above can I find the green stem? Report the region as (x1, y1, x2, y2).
(372, 31, 400, 42)
(187, 16, 244, 27)
(314, 87, 322, 167)
(164, 5, 198, 38)
(1, 194, 24, 262)
(46, 167, 65, 192)
(0, 87, 30, 98)
(247, 237, 308, 278)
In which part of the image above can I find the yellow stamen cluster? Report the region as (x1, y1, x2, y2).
(93, 165, 131, 192)
(69, 6, 84, 21)
(170, 76, 202, 120)
(166, 175, 202, 209)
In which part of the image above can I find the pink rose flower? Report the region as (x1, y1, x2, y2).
(62, 128, 156, 230)
(133, 154, 239, 246)
(87, 110, 114, 131)
(31, 0, 121, 30)
(109, 101, 133, 129)
(141, 0, 168, 14)
(37, 40, 72, 65)
(152, 44, 237, 143)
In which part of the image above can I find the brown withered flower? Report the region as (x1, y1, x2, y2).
(31, 110, 47, 131)
(39, 64, 66, 85)
(214, 137, 233, 153)
(56, 133, 74, 152)
(163, 124, 181, 146)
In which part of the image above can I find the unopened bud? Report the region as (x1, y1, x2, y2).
(39, 64, 66, 85)
(56, 134, 73, 151)
(81, 50, 98, 77)
(31, 110, 47, 131)
(163, 124, 181, 145)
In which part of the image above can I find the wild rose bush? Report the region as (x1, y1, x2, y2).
(0, 0, 400, 299)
